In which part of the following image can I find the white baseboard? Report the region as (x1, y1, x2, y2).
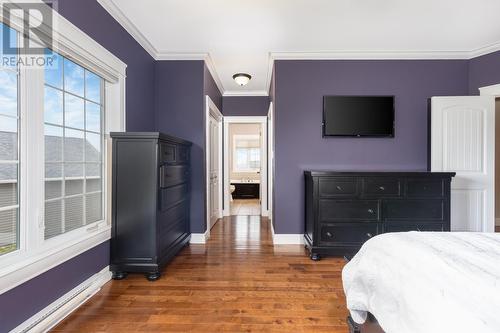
(190, 231, 209, 244)
(14, 266, 111, 333)
(273, 234, 304, 245)
(270, 221, 304, 245)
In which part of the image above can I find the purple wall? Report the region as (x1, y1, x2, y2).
(469, 50, 500, 95)
(155, 60, 208, 233)
(0, 0, 156, 330)
(273, 59, 469, 234)
(0, 242, 109, 332)
(222, 96, 270, 116)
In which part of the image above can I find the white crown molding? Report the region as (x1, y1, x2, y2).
(469, 41, 500, 59)
(223, 90, 269, 97)
(269, 50, 475, 60)
(96, 0, 500, 96)
(96, 0, 158, 59)
(156, 52, 225, 97)
(155, 52, 208, 61)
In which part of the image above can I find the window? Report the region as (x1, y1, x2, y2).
(0, 23, 19, 256)
(233, 135, 261, 172)
(0, 6, 126, 294)
(44, 51, 104, 240)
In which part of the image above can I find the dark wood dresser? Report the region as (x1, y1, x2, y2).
(110, 132, 191, 280)
(304, 171, 455, 260)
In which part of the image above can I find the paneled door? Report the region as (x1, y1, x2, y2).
(209, 114, 220, 230)
(430, 96, 495, 232)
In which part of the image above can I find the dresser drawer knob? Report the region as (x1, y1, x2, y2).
(367, 233, 373, 238)
(367, 209, 374, 214)
(336, 186, 343, 191)
(379, 186, 385, 191)
(326, 231, 333, 238)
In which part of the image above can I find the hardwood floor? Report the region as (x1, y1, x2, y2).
(53, 216, 349, 332)
(230, 199, 261, 216)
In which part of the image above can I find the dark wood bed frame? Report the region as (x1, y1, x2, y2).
(348, 313, 385, 333)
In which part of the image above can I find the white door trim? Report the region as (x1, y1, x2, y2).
(267, 103, 274, 222)
(205, 96, 223, 239)
(479, 83, 500, 97)
(223, 116, 269, 217)
(480, 83, 500, 229)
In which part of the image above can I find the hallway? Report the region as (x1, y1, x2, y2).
(230, 199, 261, 216)
(53, 217, 349, 332)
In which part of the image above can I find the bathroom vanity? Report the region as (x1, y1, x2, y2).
(231, 180, 260, 199)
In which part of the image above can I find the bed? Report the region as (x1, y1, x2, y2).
(342, 232, 500, 333)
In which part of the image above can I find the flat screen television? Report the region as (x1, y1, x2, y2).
(323, 96, 395, 137)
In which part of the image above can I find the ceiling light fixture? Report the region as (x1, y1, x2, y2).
(233, 73, 251, 86)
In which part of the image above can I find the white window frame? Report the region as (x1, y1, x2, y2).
(0, 0, 126, 294)
(232, 134, 261, 173)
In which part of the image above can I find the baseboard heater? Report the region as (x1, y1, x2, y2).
(13, 267, 111, 333)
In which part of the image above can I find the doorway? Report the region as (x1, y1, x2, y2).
(223, 117, 268, 217)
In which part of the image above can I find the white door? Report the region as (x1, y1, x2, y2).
(431, 96, 495, 232)
(209, 115, 220, 229)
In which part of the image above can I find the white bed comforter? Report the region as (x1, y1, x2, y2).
(342, 232, 500, 333)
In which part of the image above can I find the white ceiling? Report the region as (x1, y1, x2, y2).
(98, 0, 500, 96)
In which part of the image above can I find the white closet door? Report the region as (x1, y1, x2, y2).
(431, 96, 495, 232)
(209, 115, 220, 229)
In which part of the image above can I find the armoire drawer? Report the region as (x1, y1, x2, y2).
(160, 142, 190, 165)
(362, 178, 401, 197)
(319, 178, 359, 197)
(160, 165, 189, 188)
(160, 143, 176, 163)
(177, 145, 190, 164)
(159, 183, 188, 211)
(319, 223, 378, 245)
(406, 180, 444, 198)
(319, 200, 379, 222)
(383, 199, 444, 221)
(159, 200, 188, 229)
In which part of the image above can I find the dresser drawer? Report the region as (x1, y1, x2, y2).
(363, 178, 401, 197)
(177, 145, 190, 164)
(160, 143, 190, 164)
(319, 223, 378, 245)
(383, 199, 444, 221)
(159, 183, 188, 211)
(159, 200, 188, 226)
(406, 180, 444, 198)
(319, 178, 359, 197)
(319, 200, 379, 222)
(160, 165, 189, 188)
(159, 143, 176, 163)
(384, 222, 445, 232)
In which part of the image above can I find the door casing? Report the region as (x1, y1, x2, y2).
(205, 96, 223, 239)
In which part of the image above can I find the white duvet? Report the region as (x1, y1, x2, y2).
(342, 232, 500, 333)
